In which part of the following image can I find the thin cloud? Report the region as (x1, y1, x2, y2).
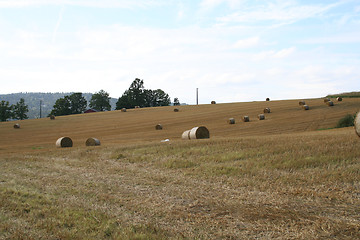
(52, 5, 65, 44)
(216, 1, 344, 26)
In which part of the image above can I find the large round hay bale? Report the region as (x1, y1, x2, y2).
(13, 123, 20, 129)
(211, 101, 216, 104)
(242, 116, 250, 122)
(266, 98, 270, 101)
(355, 112, 360, 137)
(299, 100, 305, 106)
(121, 108, 127, 112)
(181, 130, 191, 140)
(258, 114, 265, 120)
(324, 98, 330, 103)
(85, 137, 101, 146)
(189, 126, 210, 139)
(56, 137, 73, 148)
(174, 108, 179, 112)
(326, 101, 334, 106)
(227, 118, 235, 124)
(302, 105, 309, 110)
(50, 115, 55, 120)
(155, 124, 163, 130)
(264, 108, 271, 113)
(336, 97, 342, 102)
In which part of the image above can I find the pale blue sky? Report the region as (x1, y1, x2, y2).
(0, 0, 359, 104)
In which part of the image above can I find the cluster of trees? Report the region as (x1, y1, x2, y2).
(50, 79, 173, 116)
(115, 78, 171, 109)
(50, 90, 111, 116)
(0, 98, 29, 121)
(0, 79, 176, 120)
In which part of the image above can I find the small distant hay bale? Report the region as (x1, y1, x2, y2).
(50, 115, 55, 120)
(174, 108, 179, 112)
(337, 97, 342, 102)
(264, 108, 271, 113)
(56, 137, 73, 148)
(189, 126, 210, 139)
(227, 118, 235, 124)
(355, 112, 360, 137)
(299, 100, 306, 106)
(121, 108, 127, 112)
(326, 101, 334, 106)
(211, 101, 216, 104)
(324, 98, 330, 103)
(155, 124, 163, 130)
(85, 137, 100, 146)
(242, 116, 250, 122)
(302, 105, 309, 110)
(266, 98, 270, 101)
(135, 106, 140, 108)
(13, 123, 20, 129)
(181, 130, 191, 140)
(258, 114, 265, 120)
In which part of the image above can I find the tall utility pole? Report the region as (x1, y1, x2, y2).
(196, 88, 198, 105)
(39, 100, 42, 118)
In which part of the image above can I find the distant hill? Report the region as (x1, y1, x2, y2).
(0, 92, 118, 119)
(326, 91, 360, 98)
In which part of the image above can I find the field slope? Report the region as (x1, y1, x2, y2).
(0, 98, 359, 239)
(0, 97, 359, 154)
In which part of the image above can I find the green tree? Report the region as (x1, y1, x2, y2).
(90, 90, 111, 111)
(173, 97, 180, 106)
(116, 78, 171, 109)
(13, 98, 29, 120)
(0, 100, 13, 122)
(50, 96, 71, 116)
(152, 89, 171, 106)
(69, 93, 87, 114)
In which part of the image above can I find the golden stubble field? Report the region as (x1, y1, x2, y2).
(0, 98, 359, 239)
(0, 97, 359, 154)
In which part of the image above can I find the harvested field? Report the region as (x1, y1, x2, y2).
(0, 98, 360, 239)
(0, 98, 359, 154)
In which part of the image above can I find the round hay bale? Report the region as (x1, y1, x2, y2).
(258, 114, 265, 120)
(302, 105, 309, 110)
(211, 101, 216, 104)
(174, 108, 179, 112)
(227, 118, 235, 124)
(266, 98, 270, 101)
(264, 108, 271, 113)
(336, 97, 342, 102)
(155, 124, 163, 130)
(13, 123, 20, 129)
(50, 115, 55, 120)
(56, 137, 73, 148)
(326, 101, 334, 106)
(181, 130, 191, 140)
(86, 137, 101, 146)
(324, 98, 330, 103)
(355, 112, 360, 137)
(242, 116, 250, 122)
(299, 100, 305, 106)
(121, 108, 127, 112)
(189, 126, 210, 139)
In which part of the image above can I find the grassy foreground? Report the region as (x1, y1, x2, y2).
(1, 127, 359, 239)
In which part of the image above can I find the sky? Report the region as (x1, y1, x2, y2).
(0, 0, 359, 104)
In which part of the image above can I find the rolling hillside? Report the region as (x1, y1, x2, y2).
(1, 97, 359, 154)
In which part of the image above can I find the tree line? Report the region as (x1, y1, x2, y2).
(0, 98, 29, 121)
(0, 79, 178, 121)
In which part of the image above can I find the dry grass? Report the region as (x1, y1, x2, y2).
(0, 128, 359, 239)
(1, 98, 360, 239)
